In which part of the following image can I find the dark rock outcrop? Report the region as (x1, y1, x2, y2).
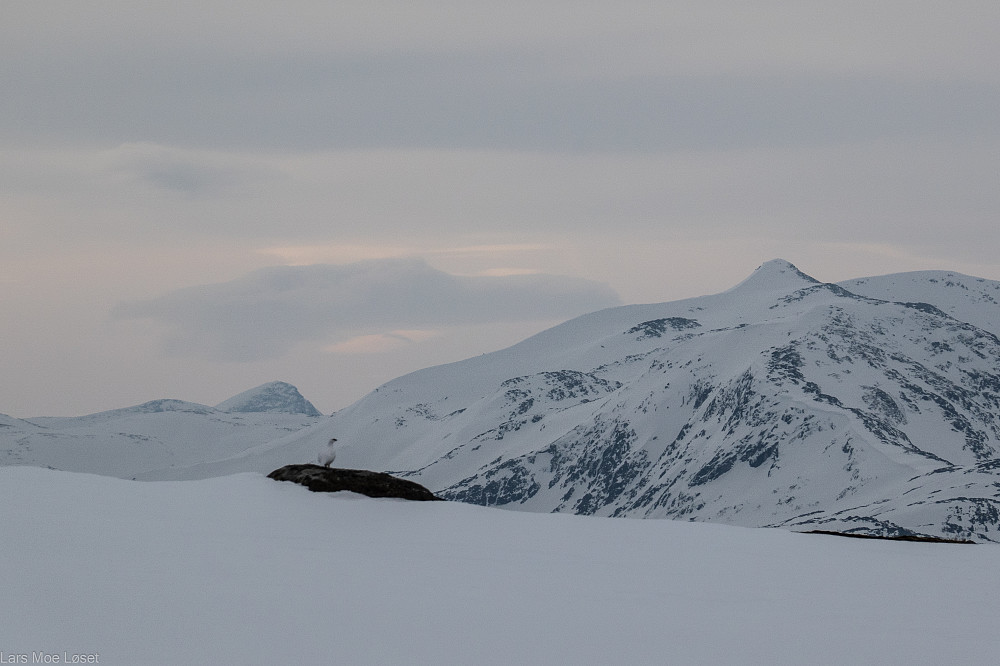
(268, 464, 442, 501)
(803, 530, 975, 544)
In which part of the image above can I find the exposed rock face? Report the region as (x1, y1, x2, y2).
(268, 464, 441, 501)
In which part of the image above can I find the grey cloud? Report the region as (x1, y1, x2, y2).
(111, 259, 621, 361)
(5, 2, 1000, 154)
(5, 36, 999, 153)
(104, 143, 265, 195)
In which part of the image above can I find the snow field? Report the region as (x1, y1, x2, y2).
(2, 467, 998, 665)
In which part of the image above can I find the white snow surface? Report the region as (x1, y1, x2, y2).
(2, 466, 998, 665)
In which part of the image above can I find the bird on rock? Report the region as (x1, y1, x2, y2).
(318, 438, 338, 467)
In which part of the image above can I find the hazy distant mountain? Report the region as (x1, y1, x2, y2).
(209, 259, 998, 541)
(0, 384, 322, 478)
(215, 381, 323, 416)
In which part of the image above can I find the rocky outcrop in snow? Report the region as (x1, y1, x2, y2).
(267, 464, 441, 501)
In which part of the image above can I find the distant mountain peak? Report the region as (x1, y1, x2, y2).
(215, 381, 323, 417)
(730, 259, 820, 293)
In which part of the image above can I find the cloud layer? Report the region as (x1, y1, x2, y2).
(5, 4, 999, 152)
(112, 258, 620, 361)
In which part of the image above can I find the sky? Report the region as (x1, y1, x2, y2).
(3, 1, 1000, 417)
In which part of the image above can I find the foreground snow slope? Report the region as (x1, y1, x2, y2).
(2, 467, 999, 665)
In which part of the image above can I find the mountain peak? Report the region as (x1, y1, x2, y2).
(215, 381, 323, 417)
(729, 259, 820, 293)
(752, 259, 819, 283)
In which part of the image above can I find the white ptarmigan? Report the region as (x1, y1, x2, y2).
(318, 438, 338, 467)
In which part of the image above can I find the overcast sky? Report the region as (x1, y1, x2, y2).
(3, 1, 1000, 417)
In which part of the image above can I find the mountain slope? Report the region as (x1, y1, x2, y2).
(226, 259, 1000, 541)
(840, 269, 1000, 337)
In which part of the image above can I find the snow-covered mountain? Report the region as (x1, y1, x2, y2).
(0, 382, 322, 478)
(6, 260, 1000, 542)
(214, 380, 322, 416)
(175, 259, 1000, 541)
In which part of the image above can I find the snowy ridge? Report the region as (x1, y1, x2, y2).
(840, 269, 1000, 338)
